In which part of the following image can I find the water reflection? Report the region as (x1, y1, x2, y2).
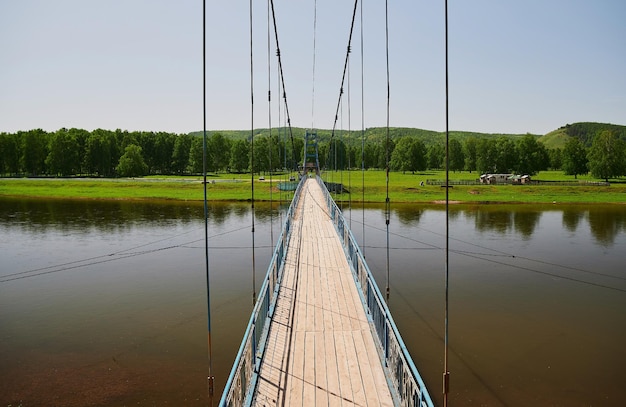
(1, 197, 626, 406)
(466, 206, 542, 239)
(360, 202, 626, 246)
(0, 197, 278, 232)
(562, 208, 583, 232)
(394, 204, 425, 225)
(587, 206, 626, 246)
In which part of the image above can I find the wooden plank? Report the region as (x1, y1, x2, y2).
(323, 330, 341, 406)
(302, 331, 316, 405)
(253, 179, 395, 406)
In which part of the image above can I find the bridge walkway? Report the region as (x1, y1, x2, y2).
(252, 178, 393, 406)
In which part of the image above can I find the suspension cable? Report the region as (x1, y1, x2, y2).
(277, 57, 284, 223)
(443, 0, 451, 404)
(267, 0, 274, 249)
(202, 0, 214, 400)
(360, 0, 366, 255)
(340, 88, 344, 208)
(347, 56, 352, 226)
(329, 0, 359, 154)
(250, 0, 257, 305)
(384, 0, 391, 301)
(311, 0, 317, 131)
(268, 0, 297, 171)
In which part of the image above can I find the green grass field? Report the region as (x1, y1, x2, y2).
(1, 170, 625, 204)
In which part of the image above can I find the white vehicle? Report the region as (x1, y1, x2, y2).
(479, 173, 513, 184)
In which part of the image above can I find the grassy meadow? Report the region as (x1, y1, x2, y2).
(1, 170, 625, 204)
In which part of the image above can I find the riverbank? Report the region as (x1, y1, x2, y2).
(1, 171, 625, 204)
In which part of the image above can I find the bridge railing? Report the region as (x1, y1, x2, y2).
(219, 176, 306, 407)
(317, 176, 435, 407)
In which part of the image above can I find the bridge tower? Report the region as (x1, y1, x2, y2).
(302, 130, 320, 175)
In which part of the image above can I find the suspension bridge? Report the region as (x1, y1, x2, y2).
(202, 0, 451, 405)
(219, 174, 434, 406)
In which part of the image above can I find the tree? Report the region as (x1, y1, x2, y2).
(476, 138, 497, 174)
(189, 137, 205, 174)
(171, 134, 192, 175)
(494, 137, 516, 173)
(448, 139, 465, 172)
(229, 139, 249, 173)
(85, 129, 117, 176)
(19, 129, 48, 176)
(427, 142, 445, 170)
(346, 143, 358, 170)
(390, 137, 427, 173)
(138, 131, 157, 173)
(562, 138, 588, 178)
(251, 136, 269, 173)
(286, 136, 304, 170)
(116, 144, 148, 177)
(587, 130, 625, 181)
(211, 133, 231, 172)
(266, 134, 282, 171)
(363, 143, 380, 169)
(548, 148, 563, 170)
(46, 128, 81, 176)
(515, 134, 547, 175)
(464, 137, 478, 172)
(377, 138, 395, 169)
(153, 132, 175, 174)
(0, 132, 21, 175)
(326, 138, 348, 170)
(390, 137, 414, 173)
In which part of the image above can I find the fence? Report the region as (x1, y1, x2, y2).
(317, 176, 435, 407)
(219, 176, 305, 407)
(426, 178, 610, 186)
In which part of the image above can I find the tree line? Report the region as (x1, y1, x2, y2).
(1, 127, 624, 181)
(324, 130, 625, 181)
(0, 128, 303, 177)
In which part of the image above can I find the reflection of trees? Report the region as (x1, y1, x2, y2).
(393, 205, 424, 225)
(471, 207, 541, 238)
(513, 211, 542, 240)
(562, 209, 583, 232)
(448, 208, 461, 221)
(587, 208, 626, 247)
(207, 203, 233, 225)
(473, 209, 512, 234)
(0, 198, 286, 235)
(252, 203, 278, 222)
(0, 198, 203, 233)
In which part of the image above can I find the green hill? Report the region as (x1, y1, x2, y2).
(539, 122, 626, 149)
(190, 122, 626, 149)
(189, 127, 534, 146)
(538, 128, 570, 149)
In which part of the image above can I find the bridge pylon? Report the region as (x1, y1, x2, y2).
(302, 130, 320, 175)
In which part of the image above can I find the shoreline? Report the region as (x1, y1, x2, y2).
(2, 173, 625, 205)
(1, 192, 624, 206)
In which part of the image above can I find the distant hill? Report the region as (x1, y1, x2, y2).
(540, 122, 626, 149)
(538, 128, 570, 149)
(190, 122, 626, 149)
(189, 127, 535, 146)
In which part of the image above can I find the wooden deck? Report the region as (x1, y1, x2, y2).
(252, 178, 394, 406)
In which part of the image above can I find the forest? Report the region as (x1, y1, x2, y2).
(1, 122, 625, 181)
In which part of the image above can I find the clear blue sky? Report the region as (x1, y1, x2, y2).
(1, 0, 624, 135)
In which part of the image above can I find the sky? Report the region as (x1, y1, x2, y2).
(1, 0, 624, 135)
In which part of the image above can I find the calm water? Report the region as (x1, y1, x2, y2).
(1, 197, 625, 406)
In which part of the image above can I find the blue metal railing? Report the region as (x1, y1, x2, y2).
(219, 176, 305, 407)
(317, 175, 435, 407)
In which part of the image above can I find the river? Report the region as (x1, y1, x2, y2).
(1, 197, 625, 406)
